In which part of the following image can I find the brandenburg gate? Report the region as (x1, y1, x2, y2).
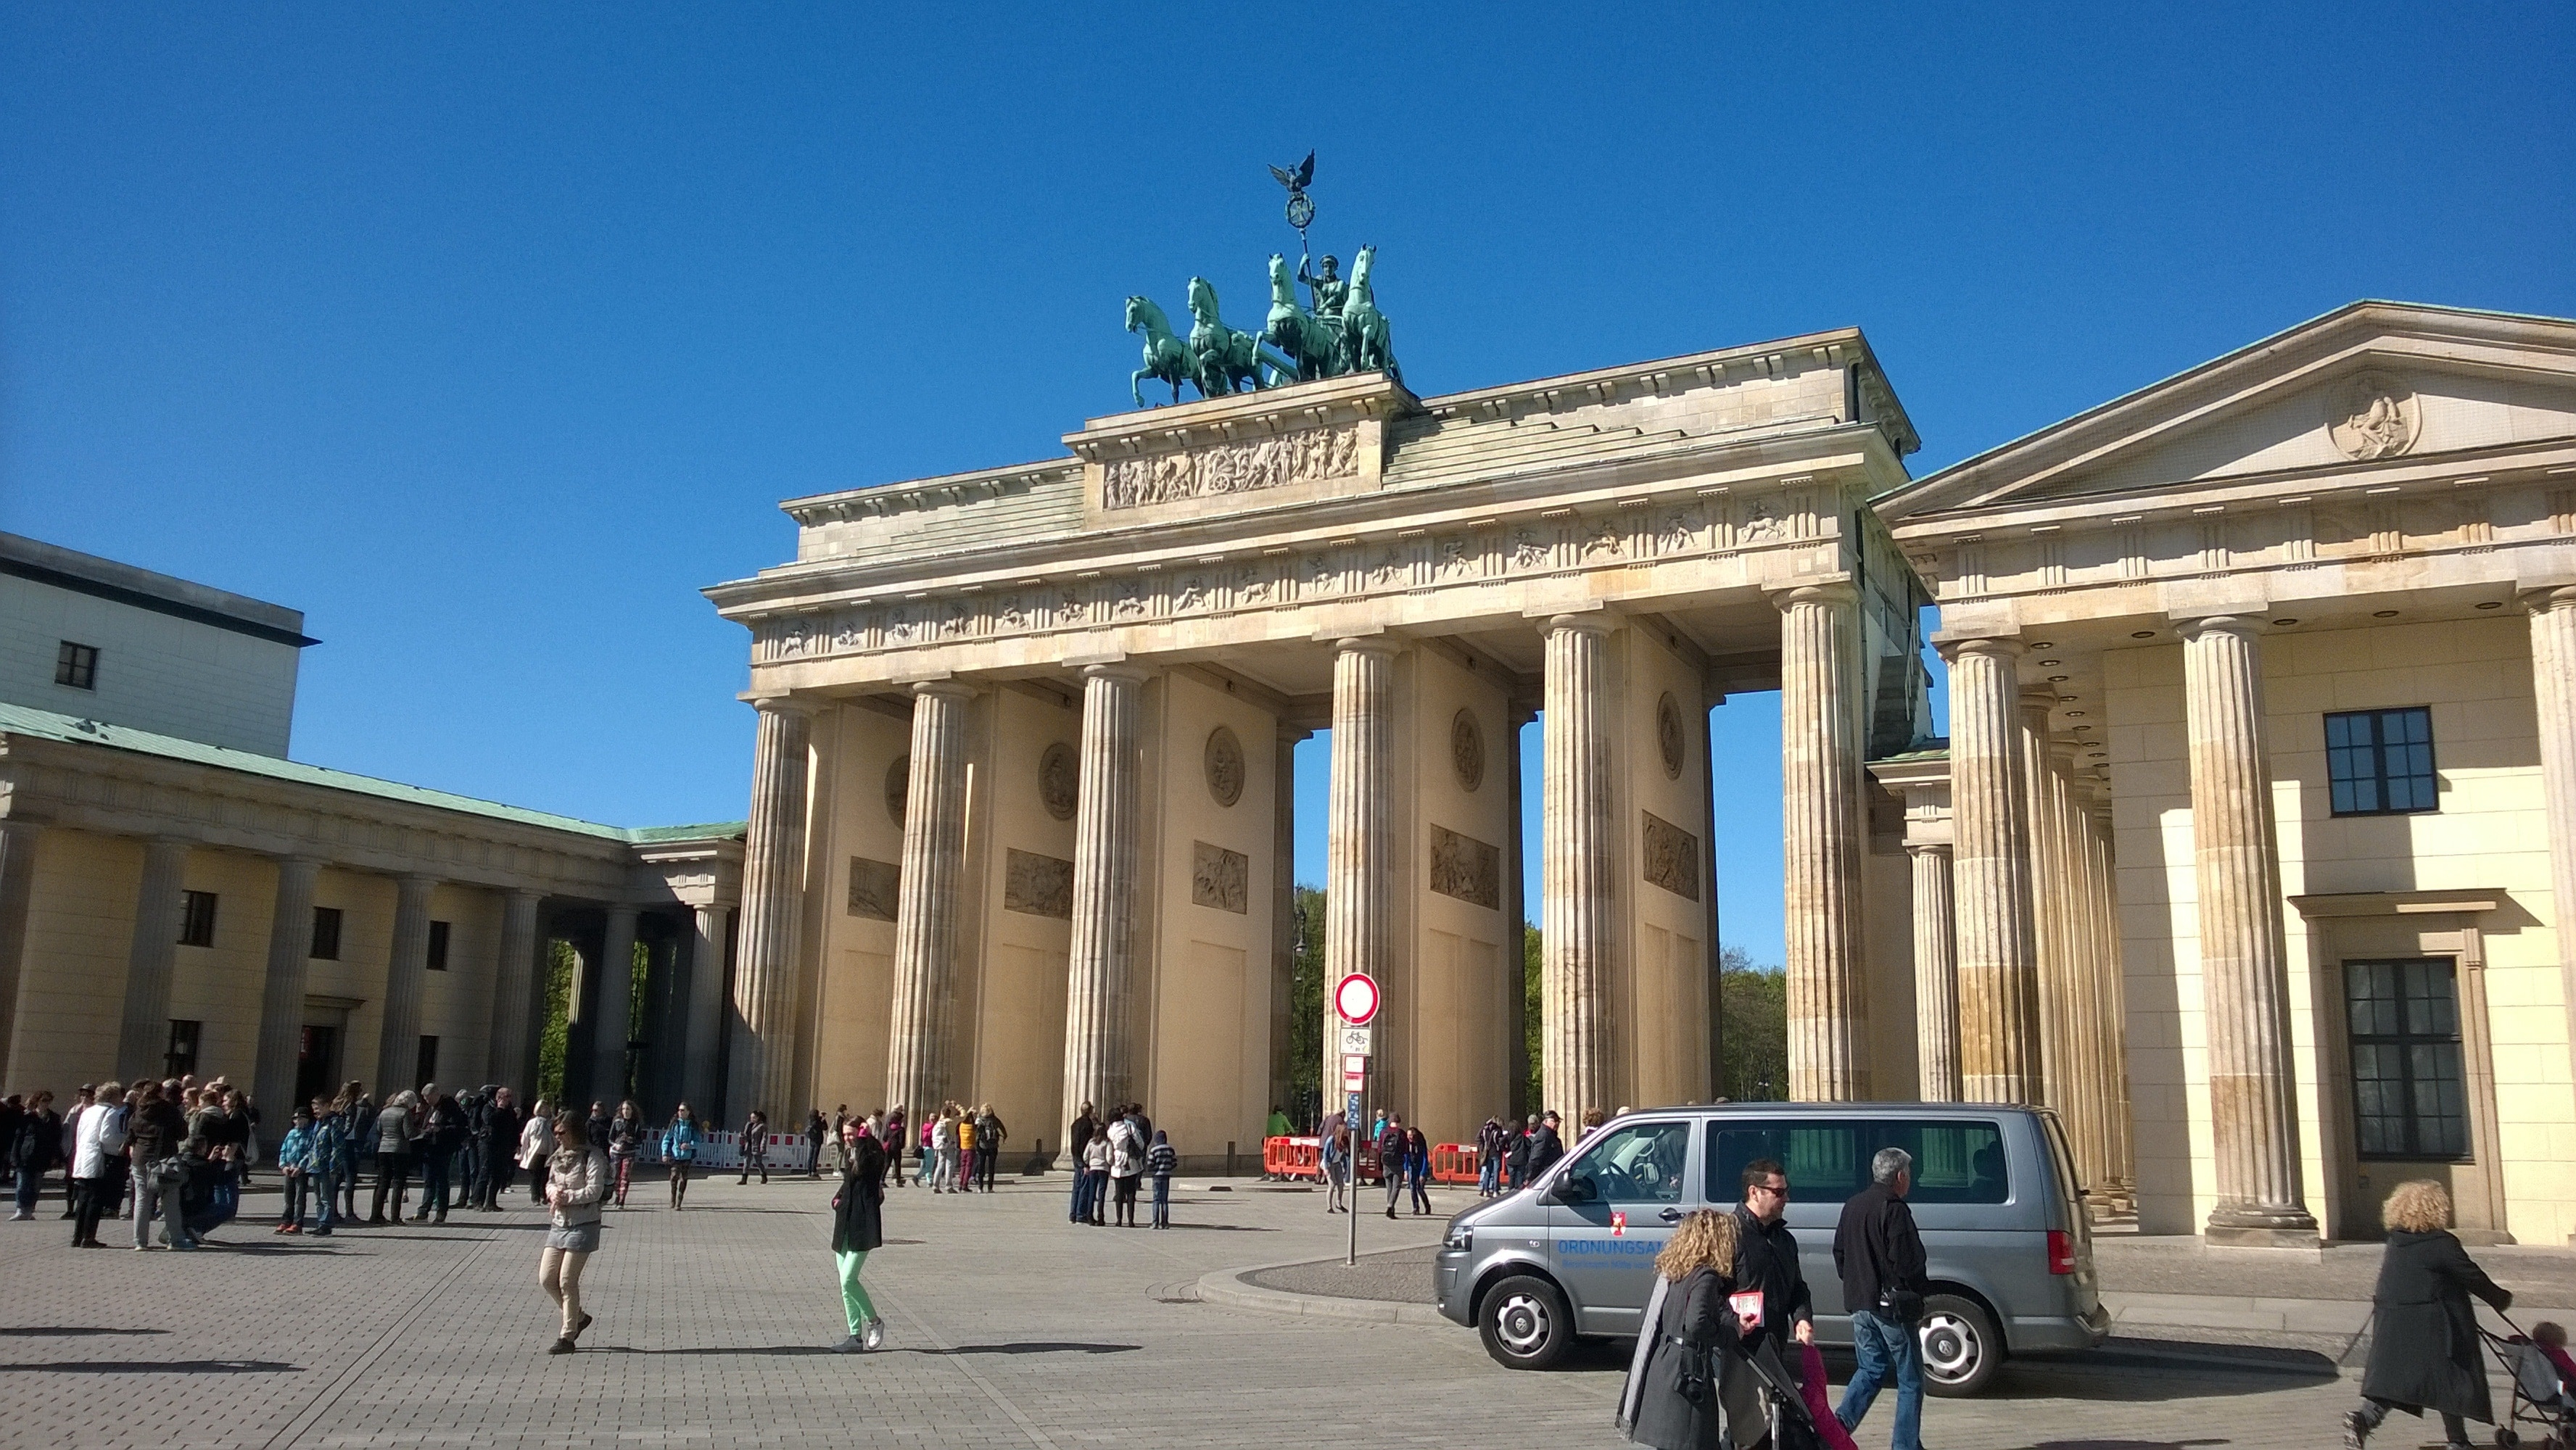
(703, 334, 1935, 1163)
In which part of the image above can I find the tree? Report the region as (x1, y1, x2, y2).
(1523, 921, 1543, 1112)
(1288, 884, 1325, 1124)
(1718, 945, 1788, 1101)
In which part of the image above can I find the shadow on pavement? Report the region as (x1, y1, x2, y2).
(0, 1359, 299, 1373)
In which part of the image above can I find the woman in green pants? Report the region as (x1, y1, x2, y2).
(830, 1116, 889, 1353)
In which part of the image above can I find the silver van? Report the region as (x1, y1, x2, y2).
(1433, 1103, 2109, 1395)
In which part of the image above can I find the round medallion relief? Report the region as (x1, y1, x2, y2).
(2327, 372, 2419, 462)
(885, 756, 910, 826)
(1204, 725, 1245, 808)
(1656, 692, 1685, 779)
(1450, 708, 1485, 792)
(1039, 742, 1078, 821)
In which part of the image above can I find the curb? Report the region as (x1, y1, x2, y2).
(1194, 1246, 1450, 1328)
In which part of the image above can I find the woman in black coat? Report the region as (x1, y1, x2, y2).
(829, 1118, 888, 1354)
(1619, 1209, 1746, 1449)
(2346, 1180, 2511, 1449)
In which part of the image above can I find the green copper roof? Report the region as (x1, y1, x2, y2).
(0, 700, 743, 846)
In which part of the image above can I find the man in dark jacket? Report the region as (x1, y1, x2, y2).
(1722, 1156, 1812, 1446)
(1524, 1111, 1566, 1180)
(1066, 1105, 1097, 1223)
(1835, 1147, 1929, 1450)
(478, 1088, 523, 1211)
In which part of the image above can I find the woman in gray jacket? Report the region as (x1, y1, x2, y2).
(539, 1109, 610, 1354)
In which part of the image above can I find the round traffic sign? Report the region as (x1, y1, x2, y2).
(1334, 972, 1380, 1026)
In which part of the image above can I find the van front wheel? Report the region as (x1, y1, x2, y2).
(1478, 1275, 1574, 1370)
(1917, 1294, 2002, 1397)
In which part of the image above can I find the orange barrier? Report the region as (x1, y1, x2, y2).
(1429, 1143, 1481, 1185)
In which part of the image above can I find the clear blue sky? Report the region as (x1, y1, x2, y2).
(5, 7, 2569, 967)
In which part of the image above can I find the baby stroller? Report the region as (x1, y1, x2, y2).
(2481, 1316, 2576, 1449)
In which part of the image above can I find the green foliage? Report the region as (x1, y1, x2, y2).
(1718, 945, 1788, 1101)
(1523, 921, 1543, 1113)
(536, 940, 575, 1106)
(1288, 884, 1325, 1120)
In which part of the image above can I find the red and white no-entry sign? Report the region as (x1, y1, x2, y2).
(1334, 972, 1380, 1026)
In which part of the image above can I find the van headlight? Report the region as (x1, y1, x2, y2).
(1442, 1222, 1473, 1251)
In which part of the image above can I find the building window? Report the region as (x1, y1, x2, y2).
(415, 1035, 439, 1088)
(2347, 958, 2469, 1161)
(426, 920, 450, 971)
(165, 1019, 201, 1078)
(2325, 707, 2437, 816)
(178, 890, 218, 948)
(54, 640, 99, 690)
(310, 906, 342, 961)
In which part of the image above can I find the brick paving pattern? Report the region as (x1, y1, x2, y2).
(0, 1172, 2466, 1449)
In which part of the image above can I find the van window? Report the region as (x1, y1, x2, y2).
(1560, 1120, 1691, 1204)
(1710, 1118, 2011, 1207)
(1707, 1121, 1870, 1204)
(1873, 1120, 2010, 1206)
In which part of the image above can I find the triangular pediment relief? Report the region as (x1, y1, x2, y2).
(1882, 302, 2576, 523)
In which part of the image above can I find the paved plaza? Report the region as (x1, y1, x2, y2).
(0, 1167, 2511, 1450)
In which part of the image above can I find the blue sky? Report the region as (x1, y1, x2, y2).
(4, 6, 2569, 967)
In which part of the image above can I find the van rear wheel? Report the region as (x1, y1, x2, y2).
(1478, 1275, 1574, 1370)
(1918, 1293, 2002, 1397)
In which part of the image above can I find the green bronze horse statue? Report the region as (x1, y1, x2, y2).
(1126, 295, 1194, 407)
(1264, 253, 1347, 384)
(1187, 276, 1288, 397)
(1340, 244, 1400, 384)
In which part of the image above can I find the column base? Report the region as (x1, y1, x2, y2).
(2200, 1225, 2322, 1252)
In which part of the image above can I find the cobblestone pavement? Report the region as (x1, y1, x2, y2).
(0, 1172, 2432, 1449)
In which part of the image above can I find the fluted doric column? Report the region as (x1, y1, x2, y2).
(115, 838, 194, 1082)
(1541, 617, 1615, 1121)
(2525, 584, 2576, 1103)
(251, 857, 323, 1116)
(0, 821, 45, 1085)
(1062, 666, 1146, 1120)
(2020, 692, 2071, 1109)
(1909, 844, 1960, 1102)
(2177, 614, 2316, 1243)
(374, 874, 438, 1093)
(590, 903, 640, 1106)
(485, 890, 544, 1093)
(683, 905, 728, 1114)
(1325, 639, 1398, 1111)
(885, 682, 975, 1119)
(728, 698, 814, 1122)
(1775, 584, 1868, 1100)
(1941, 637, 2040, 1103)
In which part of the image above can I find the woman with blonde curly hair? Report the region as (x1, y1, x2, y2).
(2345, 1180, 2512, 1449)
(1619, 1209, 1746, 1449)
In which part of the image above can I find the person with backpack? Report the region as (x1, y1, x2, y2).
(1146, 1130, 1178, 1229)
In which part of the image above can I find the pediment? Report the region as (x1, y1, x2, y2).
(1883, 302, 2576, 523)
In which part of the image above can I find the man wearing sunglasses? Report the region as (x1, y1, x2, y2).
(1722, 1158, 1815, 1447)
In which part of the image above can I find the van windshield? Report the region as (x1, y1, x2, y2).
(1707, 1118, 2010, 1206)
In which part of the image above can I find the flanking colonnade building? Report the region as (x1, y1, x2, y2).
(0, 531, 744, 1119)
(709, 299, 2576, 1245)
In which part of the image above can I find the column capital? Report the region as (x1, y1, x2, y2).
(2171, 611, 2266, 642)
(1077, 662, 1152, 686)
(1764, 579, 1858, 612)
(1931, 632, 2021, 665)
(2517, 580, 2576, 615)
(1540, 613, 1614, 639)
